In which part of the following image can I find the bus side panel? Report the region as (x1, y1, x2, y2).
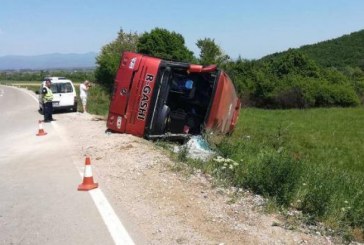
(205, 71, 240, 134)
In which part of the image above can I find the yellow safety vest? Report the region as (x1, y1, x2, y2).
(43, 87, 53, 103)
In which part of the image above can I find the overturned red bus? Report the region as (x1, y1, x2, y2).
(107, 51, 241, 140)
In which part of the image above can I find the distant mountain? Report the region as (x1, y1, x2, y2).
(0, 52, 98, 70)
(262, 29, 364, 69)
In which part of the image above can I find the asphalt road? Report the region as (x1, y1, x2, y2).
(0, 85, 116, 244)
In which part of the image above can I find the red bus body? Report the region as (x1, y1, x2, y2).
(107, 52, 240, 139)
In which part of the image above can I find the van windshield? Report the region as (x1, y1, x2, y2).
(51, 83, 73, 93)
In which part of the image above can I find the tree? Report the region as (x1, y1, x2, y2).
(137, 28, 194, 62)
(268, 50, 320, 78)
(196, 38, 230, 65)
(95, 29, 139, 90)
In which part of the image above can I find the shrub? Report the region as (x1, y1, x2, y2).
(269, 76, 360, 108)
(87, 84, 111, 116)
(314, 83, 360, 107)
(241, 149, 302, 205)
(273, 87, 308, 109)
(216, 126, 302, 206)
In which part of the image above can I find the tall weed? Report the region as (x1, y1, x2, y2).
(86, 84, 110, 116)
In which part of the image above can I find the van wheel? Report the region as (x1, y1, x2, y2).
(153, 105, 170, 135)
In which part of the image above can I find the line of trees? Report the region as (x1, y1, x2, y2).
(95, 28, 364, 108)
(224, 50, 364, 108)
(0, 69, 95, 83)
(94, 28, 230, 90)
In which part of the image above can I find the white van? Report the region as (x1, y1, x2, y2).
(38, 77, 77, 112)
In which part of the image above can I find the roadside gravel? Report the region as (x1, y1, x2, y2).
(55, 112, 335, 245)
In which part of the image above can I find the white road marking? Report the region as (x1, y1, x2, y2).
(51, 121, 135, 245)
(24, 89, 39, 103)
(88, 189, 135, 245)
(2, 85, 39, 103)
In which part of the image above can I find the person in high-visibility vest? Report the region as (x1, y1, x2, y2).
(42, 79, 54, 122)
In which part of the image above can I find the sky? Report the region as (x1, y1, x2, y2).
(0, 0, 363, 59)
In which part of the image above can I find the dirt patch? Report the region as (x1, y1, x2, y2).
(55, 112, 335, 244)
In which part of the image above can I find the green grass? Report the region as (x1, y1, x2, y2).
(171, 107, 364, 241)
(86, 85, 110, 116)
(209, 108, 364, 240)
(233, 108, 364, 173)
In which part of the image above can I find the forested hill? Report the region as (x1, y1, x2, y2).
(263, 29, 364, 69)
(300, 29, 364, 68)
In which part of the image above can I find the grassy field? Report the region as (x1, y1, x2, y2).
(232, 108, 364, 172)
(204, 108, 364, 240)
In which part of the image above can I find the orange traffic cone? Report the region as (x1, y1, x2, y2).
(36, 120, 47, 136)
(78, 157, 99, 191)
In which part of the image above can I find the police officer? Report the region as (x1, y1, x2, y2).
(42, 79, 54, 122)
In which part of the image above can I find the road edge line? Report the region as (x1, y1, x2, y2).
(88, 188, 135, 245)
(51, 121, 135, 245)
(2, 85, 39, 104)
